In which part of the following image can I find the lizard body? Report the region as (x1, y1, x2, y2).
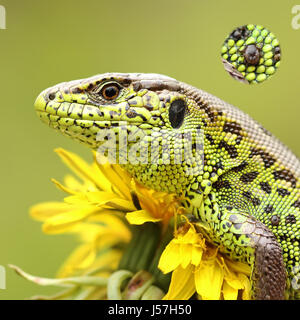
(34, 73, 300, 299)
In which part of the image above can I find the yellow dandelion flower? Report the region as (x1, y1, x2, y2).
(11, 148, 251, 300)
(159, 223, 251, 300)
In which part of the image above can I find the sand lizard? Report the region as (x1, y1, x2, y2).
(34, 73, 300, 299)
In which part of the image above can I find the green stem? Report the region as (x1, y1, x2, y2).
(128, 224, 152, 272)
(118, 223, 160, 272)
(148, 224, 173, 292)
(118, 225, 139, 270)
(117, 222, 173, 294)
(135, 223, 160, 272)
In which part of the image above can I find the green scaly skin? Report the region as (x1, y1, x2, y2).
(34, 73, 300, 300)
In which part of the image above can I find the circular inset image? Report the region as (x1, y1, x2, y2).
(221, 24, 281, 84)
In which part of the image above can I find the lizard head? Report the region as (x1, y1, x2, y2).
(34, 73, 206, 193)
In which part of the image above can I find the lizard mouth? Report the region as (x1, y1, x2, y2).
(34, 91, 152, 148)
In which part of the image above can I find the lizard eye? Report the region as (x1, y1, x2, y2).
(169, 99, 186, 128)
(99, 83, 120, 100)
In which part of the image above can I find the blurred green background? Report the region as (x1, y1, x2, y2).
(0, 0, 299, 299)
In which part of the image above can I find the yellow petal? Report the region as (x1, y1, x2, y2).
(222, 281, 239, 300)
(158, 241, 181, 274)
(126, 210, 162, 225)
(92, 213, 131, 242)
(83, 249, 122, 277)
(63, 191, 136, 211)
(68, 222, 105, 242)
(67, 220, 130, 249)
(30, 202, 75, 221)
(42, 206, 100, 234)
(225, 259, 251, 276)
(135, 192, 157, 215)
(224, 273, 245, 291)
(51, 178, 78, 195)
(94, 233, 129, 251)
(55, 148, 111, 192)
(223, 271, 251, 300)
(88, 209, 123, 222)
(94, 159, 131, 200)
(131, 180, 179, 224)
(111, 164, 132, 187)
(63, 193, 89, 205)
(240, 273, 251, 300)
(163, 264, 195, 300)
(195, 260, 224, 300)
(180, 227, 199, 244)
(180, 244, 192, 269)
(64, 174, 98, 193)
(84, 191, 121, 204)
(191, 245, 203, 266)
(105, 198, 136, 211)
(56, 243, 96, 277)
